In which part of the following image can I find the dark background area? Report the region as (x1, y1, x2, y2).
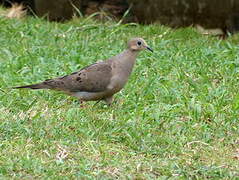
(1, 0, 239, 34)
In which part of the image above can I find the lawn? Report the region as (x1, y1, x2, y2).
(0, 13, 238, 179)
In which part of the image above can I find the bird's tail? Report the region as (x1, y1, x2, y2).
(13, 83, 50, 90)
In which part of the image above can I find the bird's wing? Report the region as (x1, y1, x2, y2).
(43, 61, 113, 93)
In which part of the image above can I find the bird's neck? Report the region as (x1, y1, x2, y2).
(116, 49, 139, 74)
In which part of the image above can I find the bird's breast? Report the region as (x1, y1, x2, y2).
(107, 74, 128, 92)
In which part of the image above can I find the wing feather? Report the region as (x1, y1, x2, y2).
(44, 61, 113, 93)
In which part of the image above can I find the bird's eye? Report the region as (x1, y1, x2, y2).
(137, 41, 142, 46)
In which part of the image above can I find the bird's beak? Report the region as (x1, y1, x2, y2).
(146, 46, 153, 52)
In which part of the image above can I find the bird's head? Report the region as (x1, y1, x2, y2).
(127, 38, 153, 52)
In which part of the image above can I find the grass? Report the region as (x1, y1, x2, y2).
(0, 12, 239, 179)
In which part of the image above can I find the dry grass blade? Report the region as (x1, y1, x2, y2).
(5, 3, 26, 19)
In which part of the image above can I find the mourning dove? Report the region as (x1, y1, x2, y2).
(14, 38, 153, 105)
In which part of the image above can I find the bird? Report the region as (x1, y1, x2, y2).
(14, 38, 153, 106)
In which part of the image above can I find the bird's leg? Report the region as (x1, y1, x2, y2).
(104, 96, 114, 106)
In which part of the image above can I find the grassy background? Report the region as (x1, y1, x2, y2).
(0, 13, 239, 179)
